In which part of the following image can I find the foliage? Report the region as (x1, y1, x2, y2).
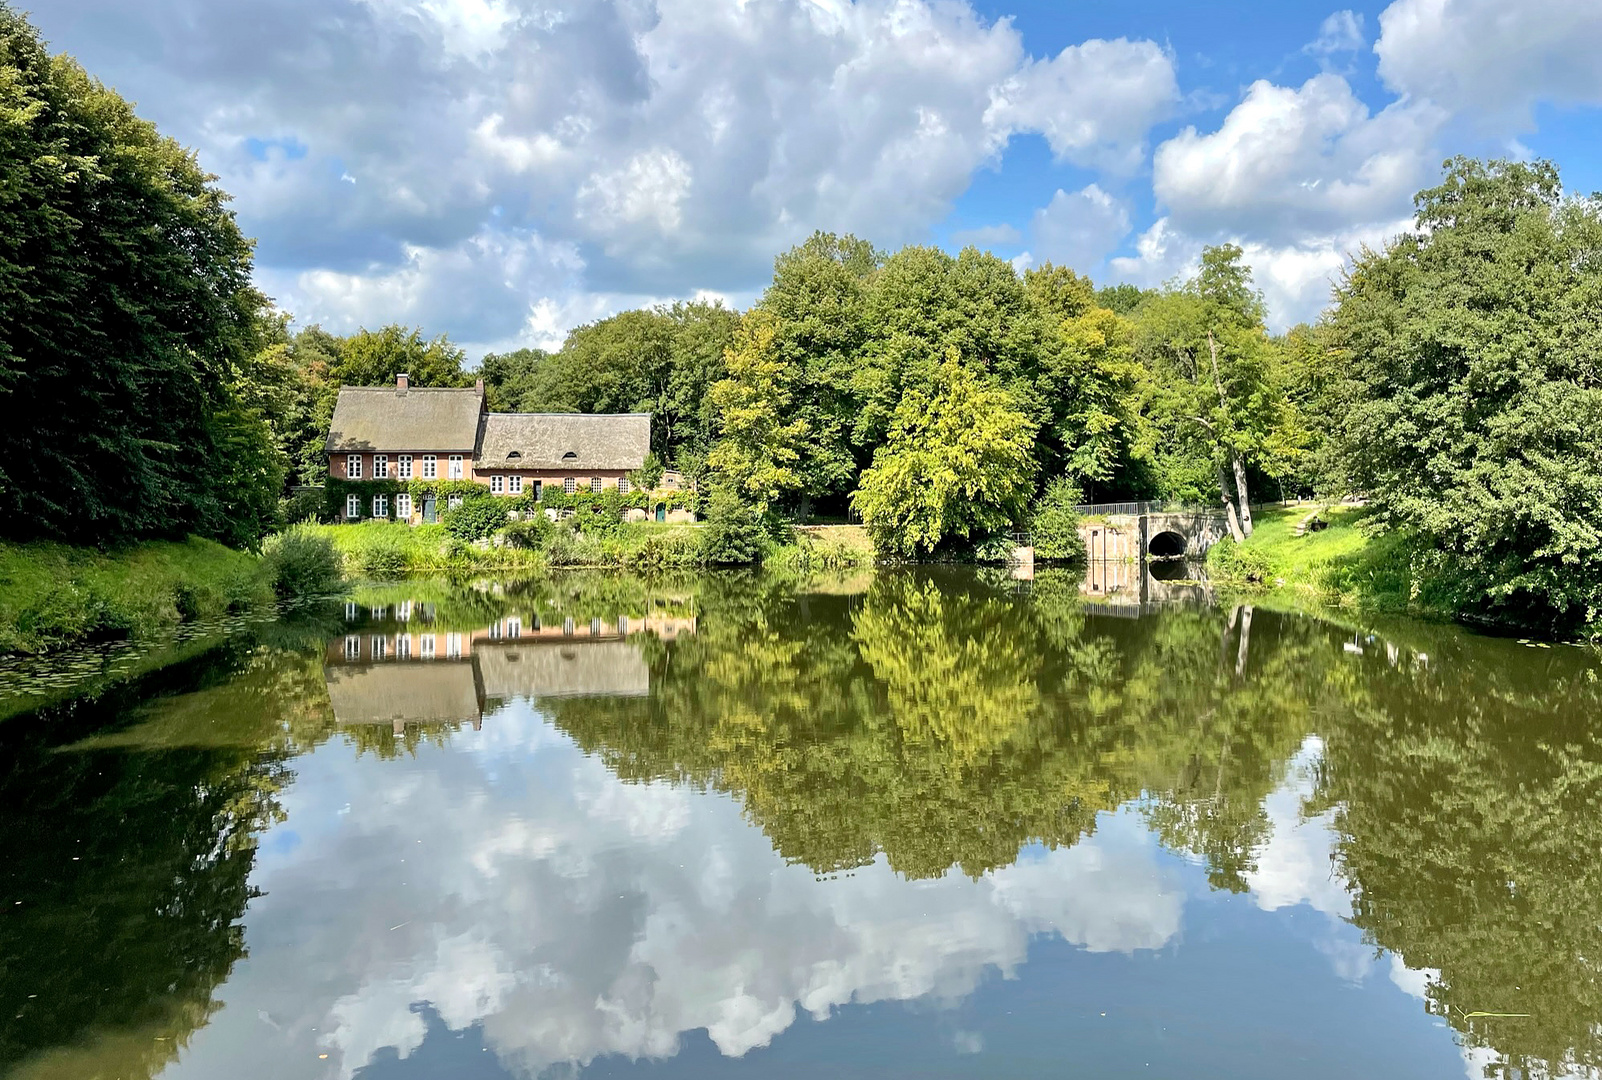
(852, 354, 1036, 556)
(0, 10, 281, 546)
(1329, 156, 1602, 634)
(1028, 478, 1086, 561)
(260, 525, 344, 602)
(699, 486, 769, 565)
(0, 538, 270, 654)
(707, 309, 810, 516)
(306, 522, 541, 576)
(440, 496, 511, 543)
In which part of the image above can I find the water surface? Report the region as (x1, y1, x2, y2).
(1, 568, 1597, 1080)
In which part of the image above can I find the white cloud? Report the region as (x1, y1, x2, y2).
(1153, 73, 1444, 245)
(986, 37, 1179, 173)
(1375, 0, 1602, 123)
(1023, 183, 1132, 273)
(1306, 10, 1365, 58)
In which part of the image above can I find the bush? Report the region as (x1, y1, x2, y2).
(262, 525, 345, 601)
(699, 488, 767, 565)
(280, 488, 327, 525)
(1208, 537, 1273, 585)
(503, 513, 553, 551)
(1029, 478, 1086, 561)
(541, 524, 605, 567)
(353, 526, 408, 578)
(442, 497, 511, 542)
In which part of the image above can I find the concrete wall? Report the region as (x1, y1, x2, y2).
(1076, 511, 1230, 561)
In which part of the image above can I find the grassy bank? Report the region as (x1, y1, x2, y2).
(313, 520, 544, 577)
(1206, 505, 1451, 619)
(0, 538, 272, 654)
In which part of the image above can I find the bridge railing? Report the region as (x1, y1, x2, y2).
(1073, 500, 1216, 517)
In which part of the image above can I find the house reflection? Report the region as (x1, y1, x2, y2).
(325, 606, 696, 733)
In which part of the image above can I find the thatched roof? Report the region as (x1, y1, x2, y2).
(325, 662, 484, 727)
(476, 641, 649, 700)
(475, 413, 649, 471)
(327, 386, 483, 453)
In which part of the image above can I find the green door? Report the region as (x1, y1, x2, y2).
(655, 503, 666, 522)
(422, 495, 436, 523)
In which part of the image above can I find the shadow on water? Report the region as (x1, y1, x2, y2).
(0, 569, 1598, 1079)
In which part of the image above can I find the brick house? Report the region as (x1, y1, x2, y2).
(325, 374, 660, 522)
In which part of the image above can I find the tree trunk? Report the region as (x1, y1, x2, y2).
(1217, 463, 1245, 542)
(1231, 451, 1254, 537)
(1236, 604, 1253, 677)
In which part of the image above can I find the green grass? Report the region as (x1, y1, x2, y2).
(0, 538, 271, 654)
(1208, 505, 1447, 618)
(308, 521, 545, 576)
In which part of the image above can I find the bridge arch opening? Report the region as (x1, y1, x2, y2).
(1148, 530, 1187, 559)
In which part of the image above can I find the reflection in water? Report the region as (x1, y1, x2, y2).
(0, 570, 1598, 1080)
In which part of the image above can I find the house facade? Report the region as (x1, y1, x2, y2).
(326, 374, 665, 522)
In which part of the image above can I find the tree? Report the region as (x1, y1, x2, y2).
(0, 9, 280, 545)
(852, 352, 1036, 556)
(706, 310, 809, 518)
(1330, 157, 1602, 632)
(1135, 246, 1295, 538)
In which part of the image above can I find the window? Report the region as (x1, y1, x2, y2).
(490, 475, 504, 494)
(420, 634, 436, 659)
(396, 492, 412, 519)
(448, 454, 463, 479)
(618, 615, 630, 635)
(396, 634, 411, 659)
(562, 617, 575, 636)
(506, 617, 521, 639)
(590, 618, 602, 637)
(563, 477, 576, 494)
(562, 451, 578, 461)
(398, 454, 413, 479)
(371, 635, 387, 660)
(347, 454, 362, 479)
(345, 602, 357, 621)
(397, 601, 412, 621)
(445, 632, 462, 658)
(373, 494, 389, 518)
(346, 494, 361, 519)
(447, 493, 463, 510)
(373, 454, 388, 479)
(343, 635, 360, 660)
(532, 480, 543, 501)
(371, 606, 385, 619)
(618, 477, 630, 494)
(508, 475, 522, 495)
(422, 454, 437, 479)
(590, 477, 603, 494)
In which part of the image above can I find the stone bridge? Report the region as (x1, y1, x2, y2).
(1075, 502, 1232, 561)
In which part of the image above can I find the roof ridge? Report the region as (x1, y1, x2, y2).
(486, 411, 650, 417)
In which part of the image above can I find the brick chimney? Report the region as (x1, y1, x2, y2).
(396, 373, 410, 394)
(475, 378, 484, 395)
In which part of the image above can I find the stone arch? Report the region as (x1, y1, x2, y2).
(1148, 530, 1187, 558)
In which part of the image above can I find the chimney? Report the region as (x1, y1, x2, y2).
(396, 373, 409, 394)
(475, 378, 484, 395)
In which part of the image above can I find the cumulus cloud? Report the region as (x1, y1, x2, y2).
(1306, 10, 1365, 59)
(1019, 184, 1132, 273)
(163, 700, 1184, 1079)
(33, 0, 1178, 347)
(1375, 0, 1602, 123)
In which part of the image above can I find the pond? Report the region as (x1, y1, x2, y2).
(0, 568, 1598, 1080)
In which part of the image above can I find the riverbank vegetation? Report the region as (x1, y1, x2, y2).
(0, 539, 270, 654)
(6, 3, 1600, 638)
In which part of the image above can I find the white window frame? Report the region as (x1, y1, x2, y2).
(371, 635, 387, 660)
(508, 475, 522, 495)
(506, 617, 521, 639)
(422, 454, 437, 479)
(373, 454, 388, 479)
(447, 493, 463, 510)
(346, 494, 361, 519)
(446, 632, 462, 658)
(397, 601, 412, 621)
(345, 602, 357, 621)
(347, 454, 362, 479)
(373, 494, 389, 518)
(490, 475, 504, 494)
(618, 477, 630, 494)
(448, 454, 464, 479)
(396, 634, 411, 659)
(590, 477, 602, 494)
(396, 492, 412, 519)
(563, 477, 576, 494)
(344, 635, 360, 660)
(420, 634, 436, 659)
(397, 454, 413, 479)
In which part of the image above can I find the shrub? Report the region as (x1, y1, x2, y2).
(281, 488, 327, 525)
(354, 527, 408, 578)
(503, 514, 553, 551)
(699, 488, 766, 565)
(442, 497, 511, 543)
(1208, 537, 1273, 585)
(1029, 478, 1086, 561)
(262, 525, 345, 601)
(541, 526, 606, 567)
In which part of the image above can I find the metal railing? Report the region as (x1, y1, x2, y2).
(1072, 500, 1207, 517)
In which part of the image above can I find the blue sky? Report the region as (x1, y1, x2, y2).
(30, 0, 1602, 351)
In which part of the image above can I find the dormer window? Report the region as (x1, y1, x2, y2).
(561, 451, 578, 462)
(507, 450, 521, 462)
